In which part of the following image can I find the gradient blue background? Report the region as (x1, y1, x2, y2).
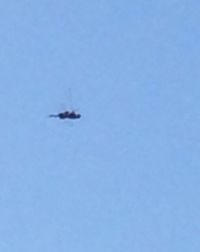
(0, 0, 200, 251)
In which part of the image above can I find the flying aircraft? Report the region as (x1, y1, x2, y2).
(49, 88, 81, 120)
(49, 110, 81, 120)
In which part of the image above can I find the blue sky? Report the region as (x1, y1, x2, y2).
(0, 0, 200, 251)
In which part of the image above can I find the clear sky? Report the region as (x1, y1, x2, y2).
(0, 0, 200, 251)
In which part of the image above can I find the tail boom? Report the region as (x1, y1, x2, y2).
(49, 114, 59, 118)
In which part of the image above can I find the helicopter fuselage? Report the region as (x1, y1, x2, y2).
(49, 111, 81, 120)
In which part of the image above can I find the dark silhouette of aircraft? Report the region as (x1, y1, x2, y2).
(49, 110, 81, 120)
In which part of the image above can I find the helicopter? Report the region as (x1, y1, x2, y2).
(49, 110, 81, 120)
(49, 88, 81, 120)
